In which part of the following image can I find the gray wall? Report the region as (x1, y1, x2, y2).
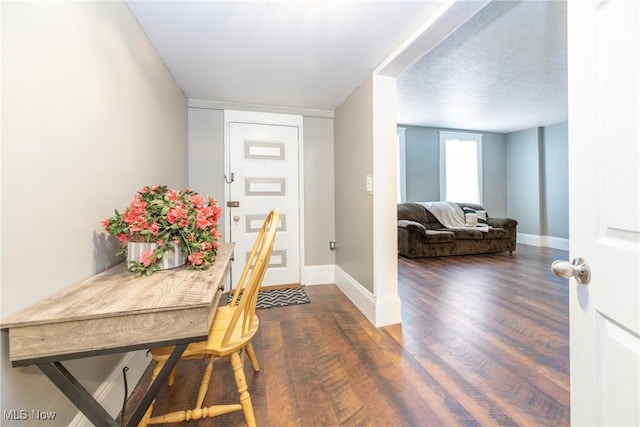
(303, 117, 336, 266)
(403, 126, 440, 202)
(1, 2, 187, 424)
(507, 128, 542, 235)
(541, 122, 569, 238)
(506, 123, 569, 239)
(334, 77, 374, 292)
(401, 126, 508, 217)
(188, 108, 226, 238)
(482, 132, 508, 218)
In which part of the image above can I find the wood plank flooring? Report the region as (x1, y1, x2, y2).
(127, 244, 569, 426)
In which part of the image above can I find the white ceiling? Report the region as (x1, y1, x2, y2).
(126, 1, 567, 134)
(125, 1, 444, 111)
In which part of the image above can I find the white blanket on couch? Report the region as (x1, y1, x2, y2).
(419, 201, 489, 232)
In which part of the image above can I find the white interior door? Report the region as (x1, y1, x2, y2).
(226, 112, 301, 287)
(566, 1, 640, 425)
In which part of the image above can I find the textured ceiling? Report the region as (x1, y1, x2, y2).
(397, 1, 568, 133)
(126, 1, 567, 134)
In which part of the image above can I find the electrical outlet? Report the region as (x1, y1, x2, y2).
(329, 241, 336, 251)
(366, 174, 373, 194)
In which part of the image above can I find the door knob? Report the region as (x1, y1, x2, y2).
(233, 215, 240, 223)
(551, 257, 591, 284)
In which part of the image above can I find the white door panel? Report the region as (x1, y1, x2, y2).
(226, 117, 301, 287)
(567, 1, 640, 425)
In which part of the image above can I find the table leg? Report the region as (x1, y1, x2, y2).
(39, 362, 118, 427)
(37, 344, 188, 427)
(125, 344, 187, 426)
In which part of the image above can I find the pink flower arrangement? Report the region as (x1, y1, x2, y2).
(102, 185, 222, 276)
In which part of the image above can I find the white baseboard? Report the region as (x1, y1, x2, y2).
(301, 264, 335, 285)
(518, 233, 569, 250)
(541, 235, 569, 250)
(69, 351, 150, 427)
(334, 266, 401, 327)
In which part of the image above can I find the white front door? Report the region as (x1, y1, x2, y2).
(567, 1, 639, 425)
(225, 111, 302, 287)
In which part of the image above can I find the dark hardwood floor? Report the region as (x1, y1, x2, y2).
(128, 244, 570, 426)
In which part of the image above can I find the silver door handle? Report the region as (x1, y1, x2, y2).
(551, 257, 591, 284)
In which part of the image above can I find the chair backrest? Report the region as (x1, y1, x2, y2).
(223, 209, 279, 347)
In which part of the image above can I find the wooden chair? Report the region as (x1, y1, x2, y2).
(140, 209, 279, 427)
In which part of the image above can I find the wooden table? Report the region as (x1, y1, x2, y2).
(1, 242, 234, 427)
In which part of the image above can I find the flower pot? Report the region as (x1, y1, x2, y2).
(127, 241, 186, 271)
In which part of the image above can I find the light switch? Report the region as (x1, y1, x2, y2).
(366, 174, 373, 194)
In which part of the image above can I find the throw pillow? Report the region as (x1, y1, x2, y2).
(465, 212, 478, 226)
(463, 207, 488, 225)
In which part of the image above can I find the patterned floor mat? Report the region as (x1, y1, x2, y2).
(227, 286, 311, 309)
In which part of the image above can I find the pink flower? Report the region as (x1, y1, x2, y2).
(195, 211, 210, 229)
(117, 234, 129, 243)
(129, 195, 147, 216)
(200, 242, 212, 251)
(123, 210, 137, 224)
(150, 222, 159, 235)
(188, 251, 204, 266)
(167, 189, 179, 202)
(139, 250, 154, 266)
(101, 219, 111, 229)
(190, 194, 205, 209)
(167, 205, 188, 224)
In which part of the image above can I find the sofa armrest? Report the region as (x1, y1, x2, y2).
(398, 219, 427, 234)
(488, 217, 518, 229)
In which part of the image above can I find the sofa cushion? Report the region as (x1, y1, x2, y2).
(424, 230, 455, 243)
(441, 228, 484, 240)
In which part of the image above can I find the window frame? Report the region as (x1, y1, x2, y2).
(439, 131, 483, 204)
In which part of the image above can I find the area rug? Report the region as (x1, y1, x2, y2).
(227, 286, 311, 310)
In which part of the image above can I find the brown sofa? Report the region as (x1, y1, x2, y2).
(397, 202, 518, 258)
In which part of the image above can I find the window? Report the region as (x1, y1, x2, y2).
(439, 131, 483, 204)
(397, 127, 406, 203)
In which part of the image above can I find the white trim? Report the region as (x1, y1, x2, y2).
(518, 233, 543, 247)
(375, 0, 491, 77)
(301, 265, 335, 285)
(188, 98, 333, 119)
(372, 74, 402, 328)
(334, 266, 402, 327)
(439, 130, 483, 204)
(542, 235, 570, 250)
(224, 110, 303, 127)
(69, 351, 149, 427)
(517, 233, 570, 250)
